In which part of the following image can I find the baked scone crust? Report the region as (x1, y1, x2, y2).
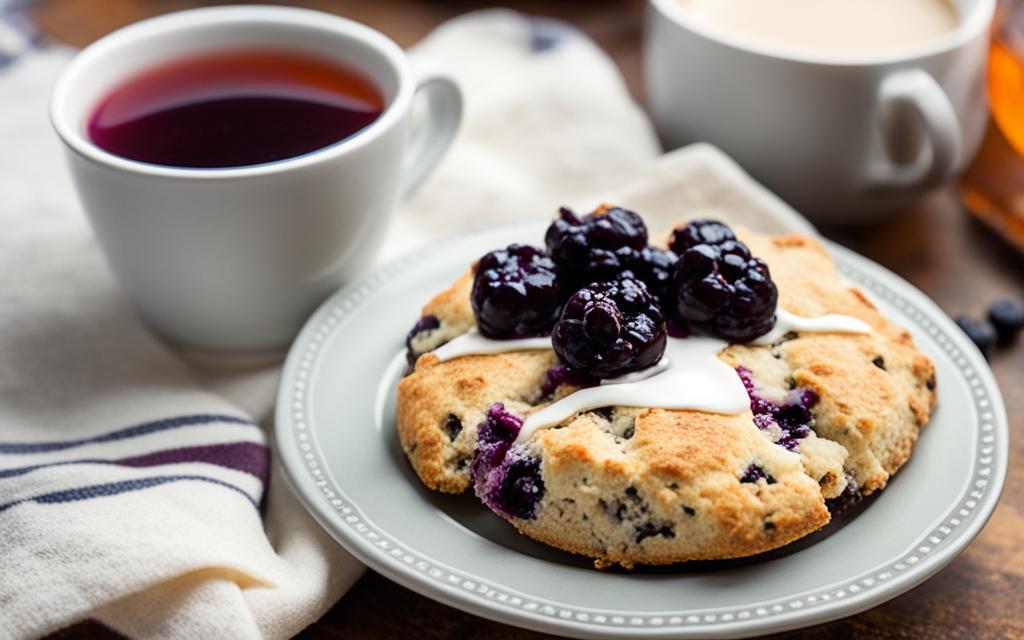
(396, 231, 936, 566)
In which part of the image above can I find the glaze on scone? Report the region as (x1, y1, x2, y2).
(396, 231, 936, 567)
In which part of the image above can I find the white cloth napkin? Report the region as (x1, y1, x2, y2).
(0, 45, 359, 640)
(0, 10, 663, 639)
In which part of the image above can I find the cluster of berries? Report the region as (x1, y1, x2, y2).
(955, 299, 1024, 358)
(470, 207, 779, 378)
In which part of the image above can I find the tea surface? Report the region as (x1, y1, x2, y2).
(88, 48, 384, 168)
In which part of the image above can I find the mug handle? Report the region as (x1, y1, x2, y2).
(868, 68, 962, 192)
(399, 57, 463, 201)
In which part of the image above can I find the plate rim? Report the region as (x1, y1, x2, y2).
(275, 222, 1008, 639)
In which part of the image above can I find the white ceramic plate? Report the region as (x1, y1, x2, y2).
(276, 222, 1007, 639)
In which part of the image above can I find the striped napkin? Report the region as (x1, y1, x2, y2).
(0, 43, 361, 637)
(0, 8, 659, 639)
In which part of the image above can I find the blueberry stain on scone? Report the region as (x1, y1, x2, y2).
(405, 314, 441, 367)
(600, 488, 677, 545)
(824, 475, 862, 516)
(396, 209, 936, 568)
(540, 363, 596, 399)
(471, 403, 545, 520)
(736, 366, 818, 451)
(740, 464, 776, 484)
(443, 414, 462, 441)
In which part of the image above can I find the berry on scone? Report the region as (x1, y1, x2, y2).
(671, 220, 778, 343)
(552, 277, 667, 379)
(471, 244, 563, 339)
(545, 206, 648, 286)
(623, 246, 678, 304)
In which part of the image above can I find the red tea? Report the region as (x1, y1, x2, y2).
(87, 48, 385, 168)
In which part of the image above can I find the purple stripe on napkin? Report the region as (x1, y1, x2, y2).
(0, 474, 259, 514)
(119, 442, 269, 482)
(0, 414, 255, 454)
(0, 441, 270, 483)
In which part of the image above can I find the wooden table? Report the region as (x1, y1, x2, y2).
(30, 1, 1023, 638)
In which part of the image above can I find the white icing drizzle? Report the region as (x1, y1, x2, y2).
(516, 336, 747, 443)
(433, 328, 550, 362)
(752, 308, 872, 346)
(425, 308, 873, 444)
(601, 357, 673, 384)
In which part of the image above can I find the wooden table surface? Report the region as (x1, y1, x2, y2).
(27, 1, 1022, 638)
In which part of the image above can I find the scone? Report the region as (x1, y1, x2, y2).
(396, 209, 935, 568)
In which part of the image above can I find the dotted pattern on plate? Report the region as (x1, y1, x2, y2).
(286, 244, 1000, 631)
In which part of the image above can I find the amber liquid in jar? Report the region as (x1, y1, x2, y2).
(961, 12, 1024, 251)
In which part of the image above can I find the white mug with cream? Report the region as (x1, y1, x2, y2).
(646, 0, 995, 223)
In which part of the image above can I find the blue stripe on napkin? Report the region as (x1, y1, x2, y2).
(0, 414, 256, 454)
(0, 474, 260, 514)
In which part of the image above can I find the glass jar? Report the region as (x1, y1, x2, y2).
(961, 0, 1024, 251)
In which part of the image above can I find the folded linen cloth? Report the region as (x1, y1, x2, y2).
(0, 47, 360, 640)
(0, 9, 661, 639)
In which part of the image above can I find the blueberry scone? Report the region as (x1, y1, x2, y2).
(397, 208, 935, 568)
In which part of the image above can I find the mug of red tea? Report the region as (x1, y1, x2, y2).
(51, 6, 461, 351)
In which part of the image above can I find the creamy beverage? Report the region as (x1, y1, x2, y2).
(676, 0, 959, 55)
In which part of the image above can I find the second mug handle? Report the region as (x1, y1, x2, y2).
(399, 57, 463, 201)
(869, 68, 963, 192)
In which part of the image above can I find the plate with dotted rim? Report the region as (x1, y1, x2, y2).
(276, 221, 1007, 639)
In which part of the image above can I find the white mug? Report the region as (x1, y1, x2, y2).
(51, 5, 461, 351)
(645, 0, 994, 223)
